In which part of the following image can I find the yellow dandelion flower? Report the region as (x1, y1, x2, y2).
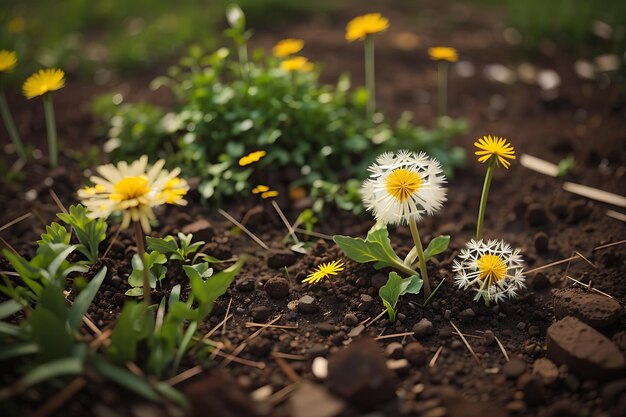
(428, 46, 458, 63)
(280, 56, 314, 72)
(261, 190, 279, 199)
(474, 135, 516, 169)
(77, 156, 188, 233)
(8, 17, 25, 34)
(252, 185, 270, 194)
(239, 150, 267, 166)
(272, 38, 304, 57)
(22, 68, 65, 99)
(302, 260, 345, 285)
(345, 13, 389, 42)
(0, 50, 17, 72)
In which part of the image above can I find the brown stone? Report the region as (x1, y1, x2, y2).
(547, 316, 625, 379)
(553, 287, 622, 328)
(326, 338, 397, 409)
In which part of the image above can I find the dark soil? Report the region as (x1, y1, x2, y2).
(1, 1, 625, 417)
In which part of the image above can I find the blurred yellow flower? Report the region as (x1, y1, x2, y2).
(252, 185, 270, 194)
(261, 190, 278, 199)
(0, 50, 17, 72)
(302, 259, 345, 285)
(22, 68, 65, 99)
(280, 56, 314, 72)
(428, 47, 458, 62)
(239, 150, 267, 166)
(8, 17, 25, 34)
(272, 38, 304, 57)
(345, 13, 389, 42)
(474, 135, 516, 169)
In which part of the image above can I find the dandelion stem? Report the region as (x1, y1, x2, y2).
(238, 42, 248, 79)
(409, 217, 431, 297)
(42, 94, 58, 168)
(476, 158, 496, 240)
(0, 89, 25, 158)
(437, 61, 448, 117)
(364, 35, 376, 119)
(133, 221, 151, 306)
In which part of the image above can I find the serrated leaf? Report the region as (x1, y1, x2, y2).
(333, 226, 404, 269)
(423, 235, 450, 261)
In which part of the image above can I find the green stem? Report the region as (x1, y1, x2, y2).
(133, 221, 151, 306)
(364, 35, 375, 119)
(238, 41, 248, 79)
(0, 89, 25, 158)
(392, 259, 419, 278)
(42, 94, 58, 168)
(476, 159, 496, 240)
(409, 217, 431, 297)
(437, 61, 448, 117)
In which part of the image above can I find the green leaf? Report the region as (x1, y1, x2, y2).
(68, 267, 107, 330)
(333, 226, 412, 275)
(146, 236, 178, 255)
(108, 302, 152, 364)
(379, 272, 422, 322)
(189, 259, 243, 316)
(38, 284, 68, 322)
(0, 299, 24, 320)
(0, 342, 38, 361)
(0, 322, 24, 337)
(18, 357, 83, 390)
(423, 235, 450, 261)
(125, 287, 144, 297)
(172, 321, 197, 375)
(29, 306, 74, 360)
(92, 359, 160, 402)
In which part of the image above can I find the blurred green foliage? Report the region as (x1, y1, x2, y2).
(0, 0, 342, 77)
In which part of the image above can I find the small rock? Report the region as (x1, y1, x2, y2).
(483, 330, 496, 346)
(459, 308, 475, 322)
(547, 316, 625, 379)
(484, 64, 516, 84)
(316, 323, 339, 334)
(526, 204, 547, 226)
(528, 326, 541, 337)
(371, 273, 388, 289)
(185, 370, 261, 417)
(348, 324, 365, 338)
(387, 358, 410, 372)
(451, 340, 463, 350)
(312, 357, 328, 379)
(413, 319, 433, 338)
(307, 343, 328, 358)
(404, 342, 428, 366)
(267, 250, 298, 269)
(517, 322, 527, 330)
(518, 374, 547, 406)
(385, 342, 404, 359)
(326, 338, 397, 409)
(343, 313, 359, 327)
(298, 295, 318, 314)
(532, 358, 559, 385)
(533, 232, 549, 252)
(248, 337, 272, 356)
(236, 279, 255, 292)
(537, 69, 561, 90)
(250, 305, 271, 322)
(503, 358, 527, 379)
(264, 277, 290, 299)
(289, 381, 345, 417)
(553, 287, 623, 328)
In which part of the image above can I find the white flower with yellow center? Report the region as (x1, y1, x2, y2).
(453, 239, 525, 303)
(78, 156, 188, 233)
(361, 150, 447, 225)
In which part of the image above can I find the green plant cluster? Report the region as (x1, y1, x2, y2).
(93, 12, 466, 207)
(0, 209, 243, 411)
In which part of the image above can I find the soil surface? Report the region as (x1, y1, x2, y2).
(1, 1, 625, 417)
